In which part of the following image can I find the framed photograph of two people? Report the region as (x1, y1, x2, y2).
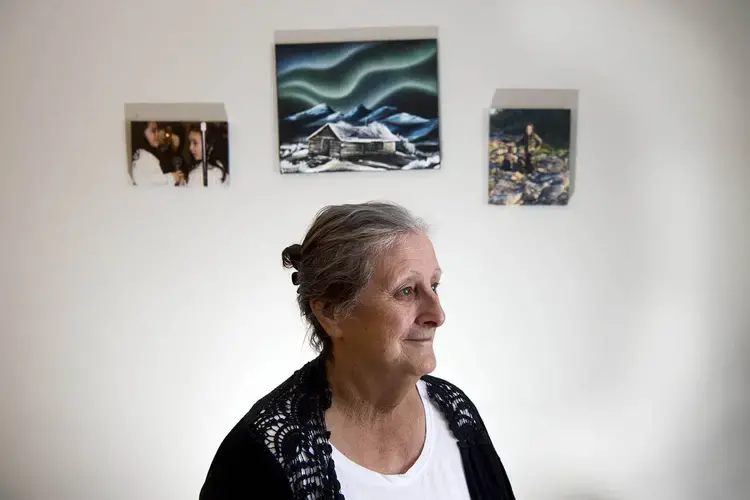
(125, 103, 229, 188)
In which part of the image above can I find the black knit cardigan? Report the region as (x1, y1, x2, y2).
(199, 354, 515, 499)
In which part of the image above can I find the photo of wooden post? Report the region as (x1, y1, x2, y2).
(488, 108, 571, 205)
(487, 89, 578, 205)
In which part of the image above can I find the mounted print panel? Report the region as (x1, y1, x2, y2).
(275, 38, 441, 174)
(488, 108, 572, 205)
(129, 121, 229, 187)
(125, 103, 229, 188)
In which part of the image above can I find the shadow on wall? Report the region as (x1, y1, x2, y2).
(529, 478, 621, 500)
(0, 486, 30, 500)
(558, 495, 619, 500)
(690, 330, 750, 497)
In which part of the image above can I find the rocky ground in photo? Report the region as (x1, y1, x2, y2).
(488, 140, 570, 205)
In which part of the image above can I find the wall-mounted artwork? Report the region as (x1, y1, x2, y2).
(129, 121, 229, 187)
(125, 103, 229, 188)
(275, 38, 441, 174)
(488, 108, 572, 205)
(488, 89, 578, 205)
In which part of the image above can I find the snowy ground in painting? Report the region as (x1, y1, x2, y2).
(279, 143, 440, 174)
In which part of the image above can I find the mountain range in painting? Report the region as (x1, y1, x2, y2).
(279, 103, 440, 145)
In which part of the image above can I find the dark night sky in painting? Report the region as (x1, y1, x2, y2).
(274, 39, 439, 120)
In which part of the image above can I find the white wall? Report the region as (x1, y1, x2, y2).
(1, 0, 748, 499)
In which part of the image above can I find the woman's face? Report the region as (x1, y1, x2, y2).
(327, 231, 445, 378)
(189, 131, 203, 161)
(144, 122, 160, 149)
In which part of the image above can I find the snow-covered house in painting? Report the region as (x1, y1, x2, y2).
(307, 121, 401, 158)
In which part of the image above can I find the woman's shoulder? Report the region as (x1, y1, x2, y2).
(248, 357, 324, 421)
(199, 413, 293, 499)
(199, 360, 324, 499)
(422, 376, 516, 499)
(420, 373, 490, 440)
(421, 373, 477, 406)
(187, 163, 228, 186)
(215, 356, 326, 447)
(132, 148, 157, 163)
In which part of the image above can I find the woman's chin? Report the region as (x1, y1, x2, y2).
(418, 356, 437, 375)
(403, 349, 437, 376)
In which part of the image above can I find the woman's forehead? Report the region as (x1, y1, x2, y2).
(376, 254, 440, 283)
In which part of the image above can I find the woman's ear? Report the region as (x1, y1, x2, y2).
(310, 299, 343, 340)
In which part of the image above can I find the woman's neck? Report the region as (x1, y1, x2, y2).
(325, 354, 419, 425)
(323, 353, 427, 474)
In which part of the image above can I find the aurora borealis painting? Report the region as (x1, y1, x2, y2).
(275, 38, 441, 174)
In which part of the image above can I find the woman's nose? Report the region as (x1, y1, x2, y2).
(419, 292, 445, 328)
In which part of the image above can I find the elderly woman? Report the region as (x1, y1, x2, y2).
(199, 202, 515, 499)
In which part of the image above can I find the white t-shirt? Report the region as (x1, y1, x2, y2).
(187, 164, 228, 187)
(330, 380, 472, 500)
(131, 149, 175, 186)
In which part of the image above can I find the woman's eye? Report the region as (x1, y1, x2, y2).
(431, 283, 440, 293)
(399, 287, 414, 297)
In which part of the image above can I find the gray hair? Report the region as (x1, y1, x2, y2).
(281, 201, 428, 357)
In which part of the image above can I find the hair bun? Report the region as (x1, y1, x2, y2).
(281, 243, 303, 270)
